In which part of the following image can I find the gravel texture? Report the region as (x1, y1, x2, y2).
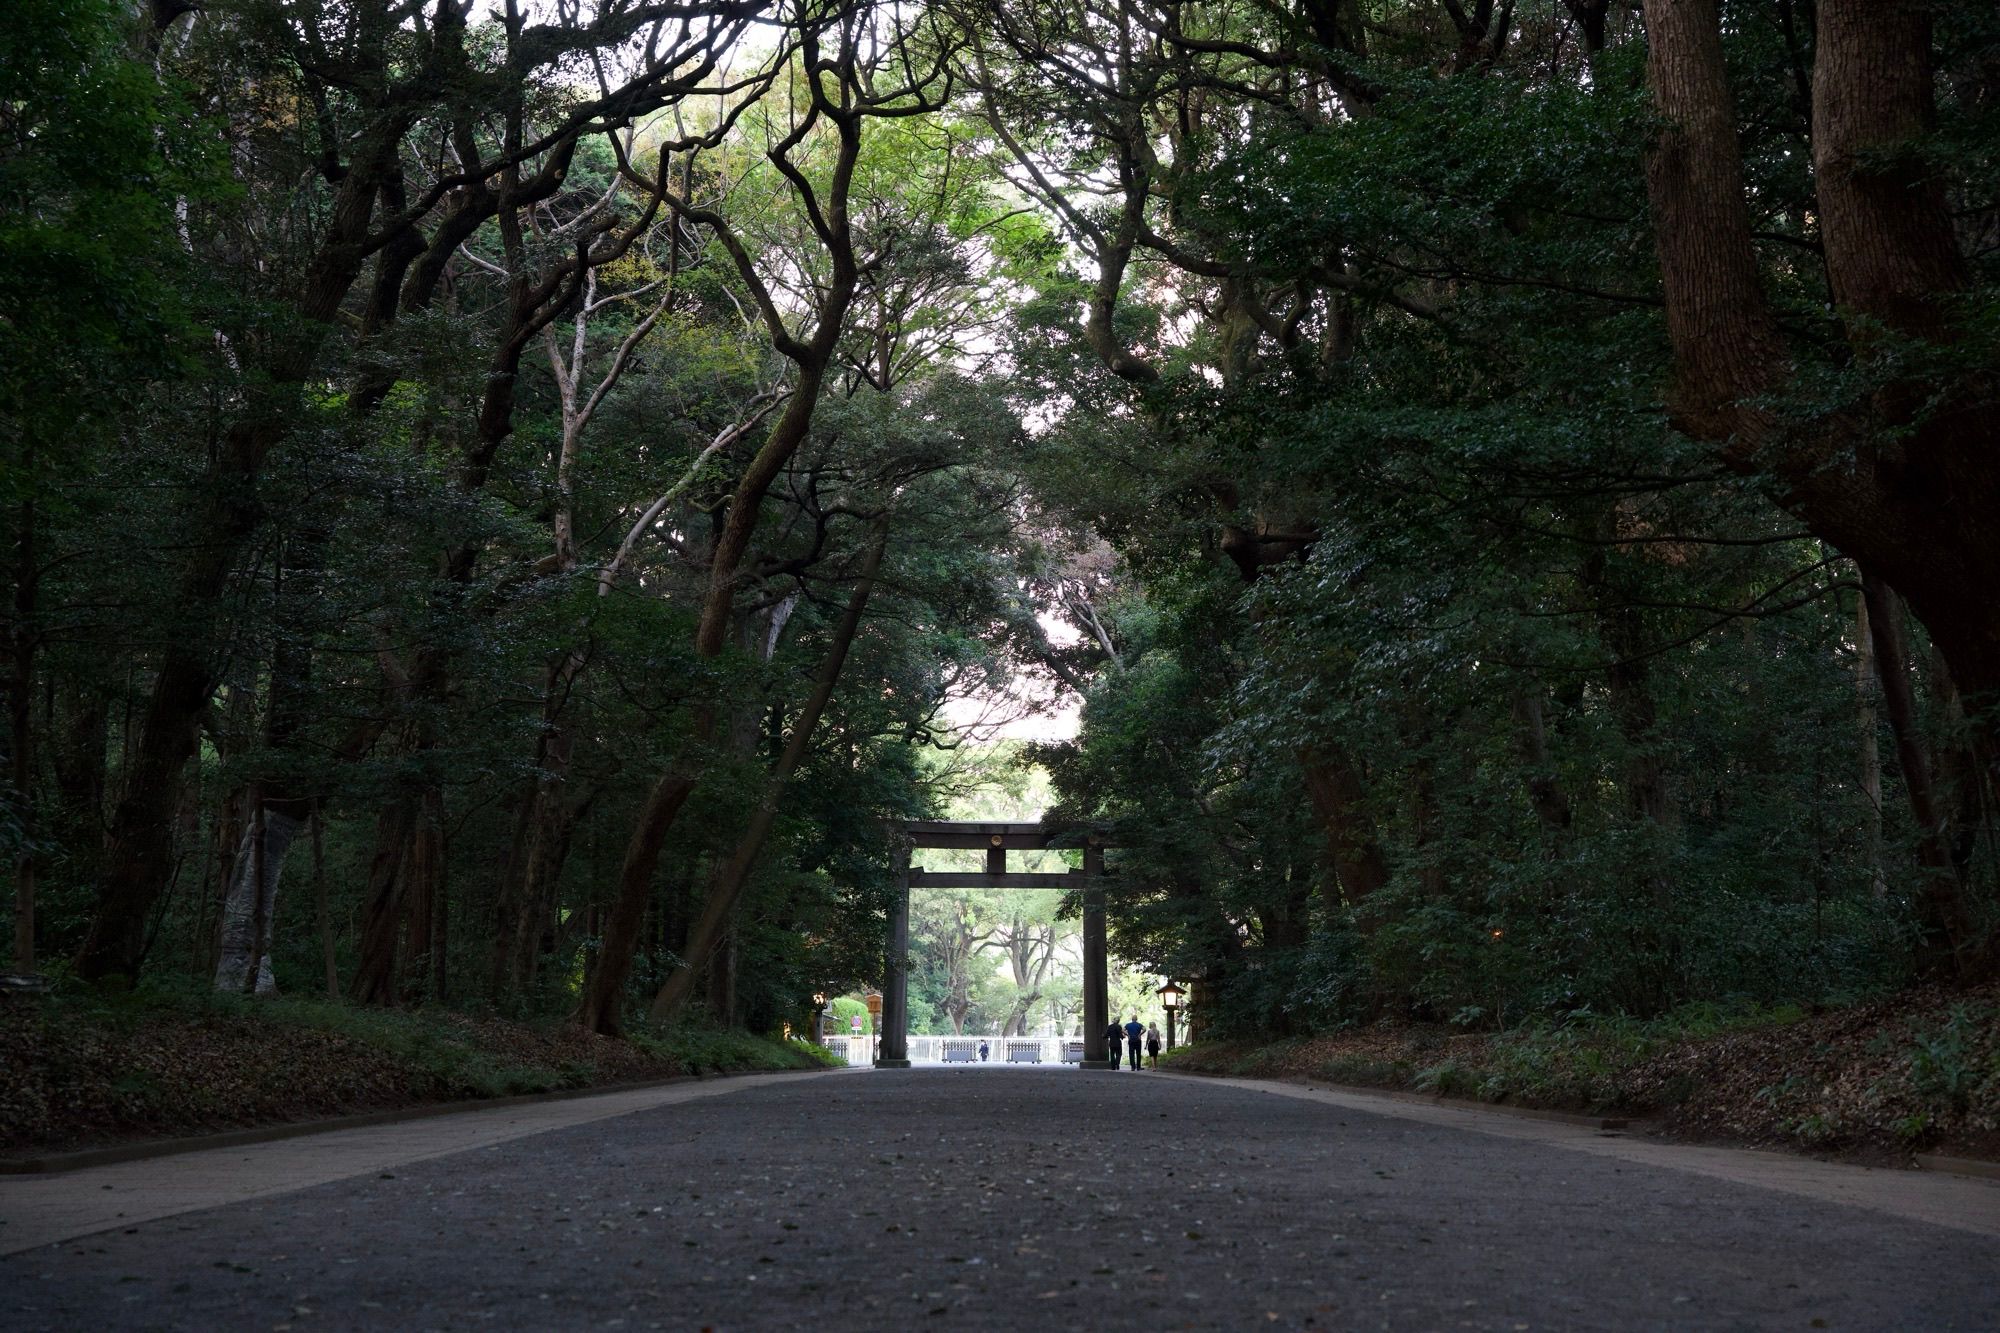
(6, 1066, 1997, 1331)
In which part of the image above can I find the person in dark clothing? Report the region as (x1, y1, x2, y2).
(1104, 1021, 1124, 1069)
(1123, 1016, 1144, 1070)
(978, 1040, 989, 1062)
(1146, 1022, 1163, 1068)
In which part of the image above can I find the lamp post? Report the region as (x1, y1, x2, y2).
(812, 991, 828, 1043)
(864, 988, 883, 1064)
(1156, 980, 1185, 1051)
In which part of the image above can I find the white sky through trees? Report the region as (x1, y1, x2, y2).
(939, 612, 1081, 745)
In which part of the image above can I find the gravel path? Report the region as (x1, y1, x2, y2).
(6, 1066, 1997, 1331)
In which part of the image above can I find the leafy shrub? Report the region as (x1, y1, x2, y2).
(1907, 1004, 1998, 1116)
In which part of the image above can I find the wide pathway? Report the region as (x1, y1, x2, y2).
(5, 1066, 1998, 1330)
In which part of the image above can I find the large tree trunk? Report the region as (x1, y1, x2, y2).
(581, 371, 845, 1035)
(354, 771, 448, 1008)
(519, 792, 590, 994)
(347, 782, 446, 1007)
(647, 529, 888, 1024)
(212, 802, 308, 994)
(1855, 596, 1888, 899)
(403, 786, 448, 1003)
(1926, 652, 1990, 883)
(1512, 692, 1573, 836)
(579, 766, 703, 1034)
(1808, 0, 2000, 712)
(8, 492, 35, 973)
(82, 555, 252, 983)
(196, 786, 243, 981)
(491, 659, 583, 997)
(1645, 0, 2000, 793)
(581, 87, 868, 1036)
(1810, 0, 2000, 726)
(200, 166, 472, 999)
(1563, 0, 1609, 56)
(1861, 574, 1972, 972)
(352, 164, 594, 1004)
(704, 927, 737, 1025)
(1813, 1, 1968, 350)
(212, 527, 328, 994)
(1258, 874, 1312, 953)
(349, 791, 420, 1006)
(1644, 0, 1995, 975)
(1642, 0, 1786, 449)
(311, 807, 338, 1000)
(1605, 624, 1672, 836)
(76, 145, 397, 981)
(993, 916, 1053, 1038)
(1577, 518, 1678, 1007)
(1299, 746, 1390, 910)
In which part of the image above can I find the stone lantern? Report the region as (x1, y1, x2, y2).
(1156, 979, 1186, 1050)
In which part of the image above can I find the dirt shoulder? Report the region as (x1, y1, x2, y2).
(1166, 981, 2000, 1166)
(0, 987, 832, 1158)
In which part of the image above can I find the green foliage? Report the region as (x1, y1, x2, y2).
(5, 979, 825, 1152)
(5, 0, 1997, 1114)
(1002, 0, 1997, 1048)
(0, 0, 209, 439)
(1455, 1001, 1807, 1110)
(1906, 1004, 2000, 1117)
(828, 995, 873, 1035)
(628, 1020, 838, 1076)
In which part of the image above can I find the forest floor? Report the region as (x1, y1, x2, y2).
(1167, 980, 2000, 1166)
(0, 986, 833, 1158)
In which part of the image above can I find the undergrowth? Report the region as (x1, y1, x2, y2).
(1, 980, 829, 1153)
(1166, 986, 2000, 1160)
(1455, 1000, 1813, 1110)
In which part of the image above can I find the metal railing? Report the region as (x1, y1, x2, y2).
(820, 1035, 1088, 1065)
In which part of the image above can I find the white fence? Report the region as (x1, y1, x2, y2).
(820, 1036, 875, 1066)
(914, 1035, 1064, 1064)
(819, 1035, 1091, 1066)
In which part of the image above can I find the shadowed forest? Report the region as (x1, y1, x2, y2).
(4, 0, 1999, 1143)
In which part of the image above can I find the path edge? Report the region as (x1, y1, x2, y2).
(1157, 1066, 1640, 1131)
(1162, 1068, 2000, 1185)
(0, 1066, 831, 1176)
(1914, 1153, 2000, 1182)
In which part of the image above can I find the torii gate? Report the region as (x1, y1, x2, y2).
(874, 820, 1114, 1069)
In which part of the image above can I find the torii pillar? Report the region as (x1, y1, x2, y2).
(875, 843, 912, 1068)
(1080, 839, 1112, 1069)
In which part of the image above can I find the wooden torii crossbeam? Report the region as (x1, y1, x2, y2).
(875, 821, 1115, 1070)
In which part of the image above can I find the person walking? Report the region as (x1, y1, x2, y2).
(978, 1039, 990, 1062)
(1146, 1022, 1162, 1068)
(1123, 1015, 1145, 1070)
(1104, 1021, 1124, 1069)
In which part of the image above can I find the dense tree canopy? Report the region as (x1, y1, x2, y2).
(3, 0, 1996, 1046)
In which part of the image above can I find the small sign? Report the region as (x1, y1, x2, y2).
(850, 1015, 863, 1032)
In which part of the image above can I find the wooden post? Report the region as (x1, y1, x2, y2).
(876, 845, 912, 1068)
(1081, 839, 1110, 1069)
